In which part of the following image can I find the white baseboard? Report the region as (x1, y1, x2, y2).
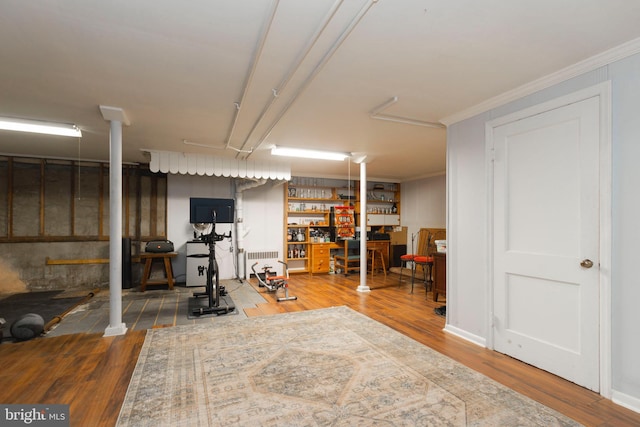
(612, 389, 640, 414)
(444, 324, 640, 415)
(443, 324, 487, 348)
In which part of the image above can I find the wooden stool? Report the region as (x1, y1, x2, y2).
(368, 248, 387, 277)
(139, 252, 177, 291)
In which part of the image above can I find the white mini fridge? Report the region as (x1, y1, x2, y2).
(186, 240, 209, 287)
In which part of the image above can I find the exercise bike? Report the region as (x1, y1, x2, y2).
(191, 217, 235, 316)
(251, 260, 297, 302)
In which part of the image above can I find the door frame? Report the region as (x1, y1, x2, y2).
(484, 81, 612, 397)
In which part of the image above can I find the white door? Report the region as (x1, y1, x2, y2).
(492, 96, 600, 391)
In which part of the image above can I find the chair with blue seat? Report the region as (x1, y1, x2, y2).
(334, 239, 361, 275)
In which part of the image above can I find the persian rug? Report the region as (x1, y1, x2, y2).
(117, 306, 581, 426)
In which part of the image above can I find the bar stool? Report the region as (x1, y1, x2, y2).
(368, 248, 387, 277)
(400, 230, 426, 290)
(413, 255, 434, 293)
(399, 253, 416, 285)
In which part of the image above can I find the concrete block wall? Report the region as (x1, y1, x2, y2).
(0, 157, 166, 292)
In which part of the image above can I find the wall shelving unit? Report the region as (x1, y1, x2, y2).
(284, 177, 400, 274)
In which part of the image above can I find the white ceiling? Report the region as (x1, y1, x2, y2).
(2, 0, 640, 181)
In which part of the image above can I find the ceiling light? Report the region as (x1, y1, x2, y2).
(271, 146, 350, 161)
(0, 116, 82, 137)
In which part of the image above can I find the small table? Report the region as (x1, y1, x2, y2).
(139, 252, 177, 292)
(433, 252, 446, 302)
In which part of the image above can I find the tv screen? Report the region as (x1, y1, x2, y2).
(190, 198, 235, 224)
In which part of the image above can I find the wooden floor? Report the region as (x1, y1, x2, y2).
(1, 272, 639, 426)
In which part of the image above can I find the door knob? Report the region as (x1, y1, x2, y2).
(580, 259, 594, 268)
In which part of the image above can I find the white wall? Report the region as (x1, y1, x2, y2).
(166, 173, 444, 281)
(609, 52, 640, 409)
(446, 115, 489, 341)
(238, 181, 286, 277)
(167, 175, 235, 281)
(447, 54, 640, 408)
(167, 175, 284, 281)
(400, 174, 446, 241)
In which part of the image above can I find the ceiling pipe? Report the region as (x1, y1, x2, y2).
(369, 96, 398, 116)
(182, 139, 253, 154)
(370, 96, 446, 129)
(224, 0, 280, 150)
(246, 0, 380, 158)
(235, 0, 345, 157)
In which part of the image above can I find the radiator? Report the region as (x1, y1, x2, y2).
(245, 250, 282, 277)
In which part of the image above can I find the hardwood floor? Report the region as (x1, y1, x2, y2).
(1, 272, 638, 426)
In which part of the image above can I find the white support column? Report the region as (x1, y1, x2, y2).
(355, 157, 370, 293)
(101, 106, 130, 337)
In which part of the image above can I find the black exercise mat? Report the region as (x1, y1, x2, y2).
(187, 294, 237, 319)
(0, 291, 87, 340)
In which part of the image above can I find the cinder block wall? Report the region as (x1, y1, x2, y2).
(0, 157, 166, 292)
(0, 242, 110, 292)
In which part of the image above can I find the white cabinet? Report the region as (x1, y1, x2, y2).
(186, 241, 208, 287)
(366, 213, 400, 226)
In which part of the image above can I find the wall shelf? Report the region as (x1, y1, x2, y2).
(284, 177, 401, 274)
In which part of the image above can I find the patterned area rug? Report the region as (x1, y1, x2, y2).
(117, 306, 581, 426)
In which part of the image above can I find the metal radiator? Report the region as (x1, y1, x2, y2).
(245, 250, 281, 277)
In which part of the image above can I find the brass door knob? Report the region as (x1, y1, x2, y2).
(580, 259, 594, 268)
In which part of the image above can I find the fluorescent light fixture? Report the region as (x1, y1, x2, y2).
(271, 146, 350, 161)
(0, 116, 82, 137)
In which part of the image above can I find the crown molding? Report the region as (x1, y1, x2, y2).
(440, 36, 640, 126)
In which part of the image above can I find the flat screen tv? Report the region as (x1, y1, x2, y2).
(189, 198, 235, 224)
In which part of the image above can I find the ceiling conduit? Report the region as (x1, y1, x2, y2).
(369, 96, 445, 129)
(235, 0, 345, 157)
(144, 149, 291, 180)
(225, 0, 280, 151)
(245, 0, 380, 158)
